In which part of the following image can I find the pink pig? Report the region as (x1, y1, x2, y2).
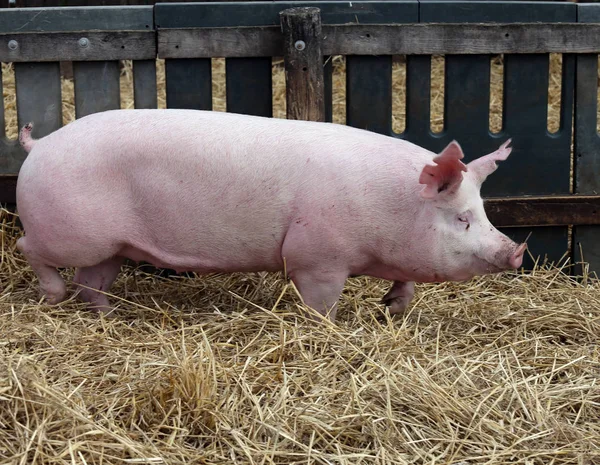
(15, 109, 525, 320)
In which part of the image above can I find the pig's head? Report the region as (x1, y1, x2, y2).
(417, 139, 526, 281)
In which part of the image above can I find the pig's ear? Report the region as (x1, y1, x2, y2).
(419, 141, 467, 199)
(467, 139, 512, 188)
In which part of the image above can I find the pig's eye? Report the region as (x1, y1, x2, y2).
(458, 215, 470, 230)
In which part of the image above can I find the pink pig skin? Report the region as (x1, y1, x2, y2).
(15, 109, 525, 320)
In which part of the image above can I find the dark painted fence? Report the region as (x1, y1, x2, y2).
(1, 1, 600, 275)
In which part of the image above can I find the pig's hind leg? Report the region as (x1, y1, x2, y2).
(73, 256, 124, 315)
(17, 236, 67, 304)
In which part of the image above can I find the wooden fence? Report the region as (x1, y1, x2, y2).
(1, 1, 600, 274)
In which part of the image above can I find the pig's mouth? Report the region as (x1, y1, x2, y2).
(472, 254, 507, 274)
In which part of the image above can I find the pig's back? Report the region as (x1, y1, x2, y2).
(30, 108, 427, 176)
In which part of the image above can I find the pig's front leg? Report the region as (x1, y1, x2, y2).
(381, 281, 415, 315)
(290, 270, 347, 322)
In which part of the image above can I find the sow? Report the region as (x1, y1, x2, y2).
(16, 110, 525, 320)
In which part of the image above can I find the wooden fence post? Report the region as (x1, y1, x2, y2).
(279, 7, 325, 122)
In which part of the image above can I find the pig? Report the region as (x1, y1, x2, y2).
(15, 109, 526, 320)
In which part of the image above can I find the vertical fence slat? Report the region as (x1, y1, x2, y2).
(498, 54, 570, 268)
(165, 58, 211, 110)
(3, 63, 62, 174)
(404, 55, 432, 143)
(11, 62, 62, 172)
(324, 56, 333, 123)
(503, 55, 550, 138)
(0, 66, 5, 140)
(574, 57, 600, 188)
(15, 62, 62, 136)
(444, 55, 490, 136)
(73, 61, 120, 118)
(133, 59, 157, 109)
(573, 54, 600, 273)
(346, 56, 392, 134)
(573, 4, 600, 276)
(226, 57, 272, 117)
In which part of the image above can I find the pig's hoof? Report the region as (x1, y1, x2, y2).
(43, 294, 63, 305)
(381, 296, 411, 316)
(41, 287, 67, 305)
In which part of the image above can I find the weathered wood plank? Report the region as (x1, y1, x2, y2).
(280, 7, 325, 122)
(0, 31, 156, 62)
(158, 26, 282, 59)
(158, 23, 600, 59)
(484, 196, 600, 228)
(325, 23, 600, 55)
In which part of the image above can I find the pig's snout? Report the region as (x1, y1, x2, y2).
(509, 243, 527, 269)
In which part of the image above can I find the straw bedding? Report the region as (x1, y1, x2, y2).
(1, 56, 600, 464)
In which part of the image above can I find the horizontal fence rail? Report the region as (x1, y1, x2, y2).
(0, 31, 156, 62)
(0, 1, 599, 273)
(158, 23, 600, 58)
(4, 23, 599, 62)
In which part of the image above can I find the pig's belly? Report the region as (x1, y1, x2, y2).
(118, 236, 286, 274)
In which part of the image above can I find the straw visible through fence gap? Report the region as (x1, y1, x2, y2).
(430, 55, 445, 133)
(120, 60, 134, 110)
(212, 58, 226, 112)
(2, 63, 16, 139)
(272, 57, 286, 119)
(489, 54, 504, 134)
(330, 55, 346, 125)
(547, 53, 563, 134)
(391, 55, 407, 134)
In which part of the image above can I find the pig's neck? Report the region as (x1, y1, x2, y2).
(356, 186, 442, 283)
